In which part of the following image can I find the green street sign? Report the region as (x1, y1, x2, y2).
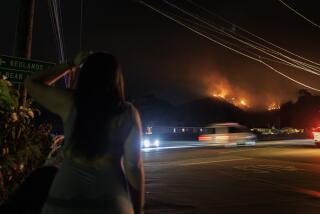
(0, 54, 55, 84)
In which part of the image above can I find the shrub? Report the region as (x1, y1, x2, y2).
(0, 76, 53, 203)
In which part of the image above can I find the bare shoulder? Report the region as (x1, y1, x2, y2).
(116, 102, 142, 135)
(124, 102, 141, 122)
(123, 102, 143, 155)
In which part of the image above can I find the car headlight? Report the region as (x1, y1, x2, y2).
(143, 139, 150, 148)
(154, 139, 160, 147)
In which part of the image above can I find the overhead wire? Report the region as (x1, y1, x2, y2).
(48, 0, 64, 62)
(277, 0, 320, 30)
(53, 0, 65, 62)
(171, 6, 320, 74)
(187, 0, 320, 67)
(185, 0, 320, 74)
(171, 11, 300, 68)
(162, 0, 320, 76)
(48, 0, 68, 86)
(56, 0, 69, 87)
(167, 11, 282, 63)
(48, 0, 60, 58)
(57, 0, 66, 62)
(138, 0, 320, 92)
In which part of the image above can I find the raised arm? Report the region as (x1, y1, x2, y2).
(24, 52, 90, 121)
(123, 106, 145, 214)
(24, 63, 75, 121)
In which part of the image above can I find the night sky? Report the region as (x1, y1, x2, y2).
(1, 0, 320, 110)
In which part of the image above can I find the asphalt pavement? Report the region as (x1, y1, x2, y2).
(143, 139, 320, 214)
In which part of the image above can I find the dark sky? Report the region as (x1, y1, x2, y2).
(1, 0, 320, 110)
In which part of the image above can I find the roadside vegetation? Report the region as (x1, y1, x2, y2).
(0, 76, 52, 203)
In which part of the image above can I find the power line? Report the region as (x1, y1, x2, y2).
(167, 5, 320, 74)
(162, 0, 320, 76)
(185, 0, 320, 74)
(277, 0, 320, 30)
(138, 0, 320, 92)
(48, 0, 68, 87)
(170, 11, 303, 68)
(48, 0, 59, 59)
(56, 0, 66, 62)
(48, 0, 65, 63)
(187, 0, 320, 67)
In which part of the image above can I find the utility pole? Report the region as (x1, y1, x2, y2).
(14, 0, 36, 106)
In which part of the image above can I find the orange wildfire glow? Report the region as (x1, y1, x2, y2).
(209, 81, 287, 110)
(268, 103, 280, 111)
(211, 88, 250, 109)
(240, 100, 247, 106)
(212, 89, 227, 99)
(212, 89, 281, 111)
(234, 98, 249, 108)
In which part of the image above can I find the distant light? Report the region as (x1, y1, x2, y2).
(267, 103, 280, 111)
(198, 136, 212, 141)
(173, 128, 176, 133)
(146, 127, 153, 134)
(143, 139, 150, 148)
(155, 139, 160, 147)
(182, 128, 185, 132)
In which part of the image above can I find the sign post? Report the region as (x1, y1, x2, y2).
(0, 55, 54, 84)
(14, 0, 36, 106)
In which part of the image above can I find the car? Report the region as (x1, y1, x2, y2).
(313, 127, 320, 146)
(198, 123, 256, 146)
(142, 135, 161, 148)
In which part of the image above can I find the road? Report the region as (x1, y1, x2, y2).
(143, 139, 320, 214)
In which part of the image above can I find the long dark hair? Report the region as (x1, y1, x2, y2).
(71, 52, 125, 159)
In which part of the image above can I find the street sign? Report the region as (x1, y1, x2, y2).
(0, 54, 55, 84)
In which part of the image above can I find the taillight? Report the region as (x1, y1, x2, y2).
(198, 136, 212, 141)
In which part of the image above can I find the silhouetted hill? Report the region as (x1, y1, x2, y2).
(134, 94, 176, 126)
(247, 110, 280, 128)
(175, 97, 249, 126)
(280, 94, 320, 128)
(135, 94, 320, 129)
